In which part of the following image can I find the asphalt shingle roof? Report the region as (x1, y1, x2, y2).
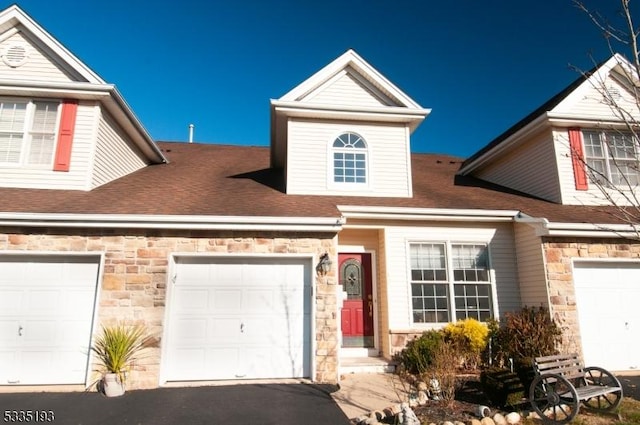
(0, 141, 628, 225)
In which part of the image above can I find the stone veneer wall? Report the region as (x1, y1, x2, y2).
(0, 228, 338, 389)
(543, 237, 640, 355)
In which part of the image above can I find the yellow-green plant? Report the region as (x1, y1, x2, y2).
(443, 318, 489, 369)
(91, 324, 148, 383)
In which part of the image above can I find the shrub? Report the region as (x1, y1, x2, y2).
(393, 330, 443, 375)
(443, 318, 489, 369)
(488, 306, 562, 388)
(424, 340, 460, 404)
(490, 306, 562, 365)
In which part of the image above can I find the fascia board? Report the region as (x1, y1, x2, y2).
(458, 114, 549, 175)
(0, 213, 345, 232)
(338, 205, 519, 221)
(279, 49, 423, 109)
(547, 113, 632, 127)
(272, 101, 430, 128)
(0, 6, 104, 84)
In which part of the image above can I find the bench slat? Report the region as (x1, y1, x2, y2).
(576, 385, 620, 399)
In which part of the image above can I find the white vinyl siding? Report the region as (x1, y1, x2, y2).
(90, 110, 147, 189)
(0, 101, 96, 190)
(474, 130, 561, 203)
(302, 69, 390, 108)
(0, 31, 78, 82)
(286, 119, 411, 197)
(513, 223, 549, 308)
(383, 222, 520, 330)
(553, 73, 640, 123)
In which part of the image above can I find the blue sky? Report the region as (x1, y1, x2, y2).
(9, 0, 631, 158)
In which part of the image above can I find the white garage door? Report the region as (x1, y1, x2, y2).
(164, 256, 312, 381)
(0, 255, 100, 385)
(573, 261, 640, 371)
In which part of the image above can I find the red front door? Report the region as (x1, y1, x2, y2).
(339, 253, 374, 347)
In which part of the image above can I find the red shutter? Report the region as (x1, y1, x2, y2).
(52, 100, 78, 172)
(568, 128, 588, 191)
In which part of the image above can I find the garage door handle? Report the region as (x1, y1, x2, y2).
(240, 323, 244, 333)
(18, 325, 22, 337)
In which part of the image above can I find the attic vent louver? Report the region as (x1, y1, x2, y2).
(2, 44, 29, 67)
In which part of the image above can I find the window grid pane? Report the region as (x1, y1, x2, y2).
(584, 129, 640, 186)
(333, 132, 367, 183)
(411, 283, 450, 323)
(0, 101, 27, 164)
(454, 283, 492, 321)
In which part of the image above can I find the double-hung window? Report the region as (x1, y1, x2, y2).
(410, 242, 493, 324)
(582, 129, 640, 186)
(0, 99, 60, 167)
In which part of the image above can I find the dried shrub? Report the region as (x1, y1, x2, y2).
(443, 318, 489, 369)
(423, 341, 460, 404)
(488, 306, 562, 388)
(393, 330, 443, 375)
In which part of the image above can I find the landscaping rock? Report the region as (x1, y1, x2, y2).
(418, 390, 429, 405)
(505, 412, 521, 424)
(481, 417, 496, 425)
(493, 413, 506, 425)
(442, 421, 455, 425)
(454, 421, 466, 425)
(470, 419, 482, 425)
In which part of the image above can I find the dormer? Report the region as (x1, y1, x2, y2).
(459, 53, 640, 207)
(270, 50, 430, 197)
(0, 5, 165, 191)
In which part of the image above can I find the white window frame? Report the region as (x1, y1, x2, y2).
(582, 129, 640, 187)
(0, 98, 61, 168)
(328, 131, 370, 190)
(409, 241, 494, 325)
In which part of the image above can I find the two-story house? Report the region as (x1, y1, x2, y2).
(0, 5, 638, 392)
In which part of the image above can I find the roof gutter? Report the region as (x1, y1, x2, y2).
(338, 205, 519, 222)
(515, 212, 640, 238)
(0, 213, 345, 232)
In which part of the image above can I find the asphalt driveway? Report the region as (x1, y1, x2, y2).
(0, 383, 351, 425)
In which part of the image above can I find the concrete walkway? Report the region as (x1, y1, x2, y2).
(333, 373, 411, 419)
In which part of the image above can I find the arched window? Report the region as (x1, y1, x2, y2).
(332, 132, 367, 183)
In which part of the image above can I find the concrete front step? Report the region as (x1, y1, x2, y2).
(339, 357, 396, 374)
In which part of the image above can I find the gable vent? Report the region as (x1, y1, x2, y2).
(2, 44, 29, 68)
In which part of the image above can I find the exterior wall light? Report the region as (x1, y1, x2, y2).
(316, 252, 332, 276)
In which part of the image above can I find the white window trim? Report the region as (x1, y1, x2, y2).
(0, 97, 61, 169)
(326, 130, 371, 191)
(406, 240, 496, 327)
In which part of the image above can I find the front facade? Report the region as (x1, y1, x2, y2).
(1, 6, 639, 392)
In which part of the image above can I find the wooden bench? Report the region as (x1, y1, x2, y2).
(529, 353, 623, 424)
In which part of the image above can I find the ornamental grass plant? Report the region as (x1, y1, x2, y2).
(91, 323, 149, 383)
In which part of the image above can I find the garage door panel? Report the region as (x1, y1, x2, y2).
(574, 261, 640, 371)
(0, 256, 99, 385)
(174, 288, 210, 310)
(211, 318, 242, 341)
(212, 289, 242, 310)
(165, 257, 311, 381)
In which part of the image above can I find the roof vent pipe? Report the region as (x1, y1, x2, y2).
(188, 124, 194, 143)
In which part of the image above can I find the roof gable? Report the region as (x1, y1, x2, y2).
(0, 5, 104, 84)
(279, 49, 421, 109)
(460, 53, 635, 174)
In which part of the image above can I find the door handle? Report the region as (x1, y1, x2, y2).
(18, 325, 23, 337)
(240, 323, 244, 333)
(368, 301, 373, 317)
